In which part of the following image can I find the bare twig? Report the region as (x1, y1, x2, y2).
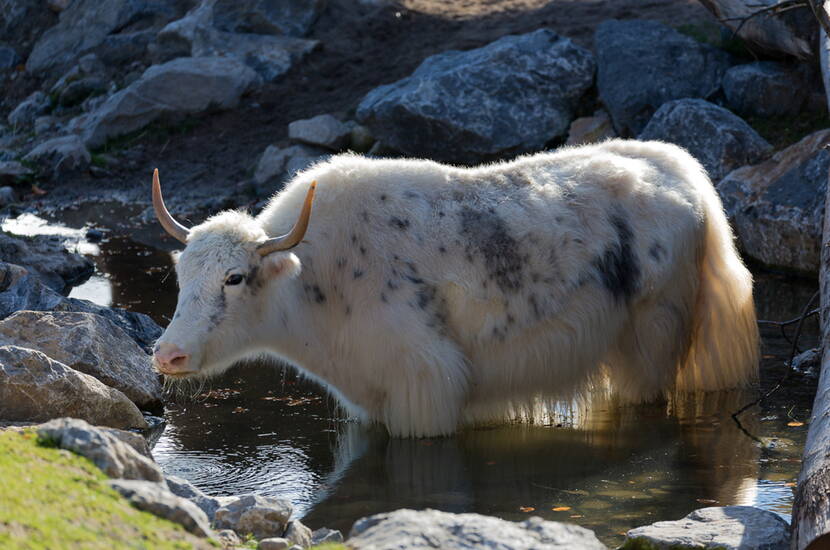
(720, 0, 809, 39)
(807, 0, 830, 36)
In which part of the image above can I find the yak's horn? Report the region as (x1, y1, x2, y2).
(152, 169, 190, 244)
(257, 181, 317, 256)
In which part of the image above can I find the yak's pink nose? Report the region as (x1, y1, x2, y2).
(153, 343, 193, 376)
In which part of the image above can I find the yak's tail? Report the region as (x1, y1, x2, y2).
(675, 178, 759, 392)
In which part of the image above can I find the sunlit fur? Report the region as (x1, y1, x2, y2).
(156, 139, 759, 437)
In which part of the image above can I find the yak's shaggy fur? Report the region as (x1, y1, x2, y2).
(159, 139, 759, 437)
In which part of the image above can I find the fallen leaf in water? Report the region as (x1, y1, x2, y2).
(787, 421, 804, 427)
(232, 407, 249, 414)
(31, 184, 47, 196)
(485, 461, 496, 466)
(519, 506, 535, 513)
(570, 514, 584, 519)
(552, 506, 571, 512)
(696, 498, 718, 504)
(786, 482, 797, 487)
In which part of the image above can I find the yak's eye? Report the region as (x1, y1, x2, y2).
(225, 274, 245, 286)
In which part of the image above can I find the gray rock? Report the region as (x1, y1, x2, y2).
(258, 538, 290, 550)
(0, 45, 18, 69)
(625, 506, 789, 549)
(566, 109, 616, 146)
(109, 479, 213, 537)
(792, 348, 820, 377)
(357, 29, 595, 164)
(253, 144, 328, 194)
(24, 135, 91, 178)
(79, 56, 260, 148)
(348, 123, 374, 153)
(0, 231, 93, 292)
(0, 262, 162, 351)
(0, 345, 147, 429)
(595, 19, 732, 136)
(47, 0, 72, 13)
(59, 76, 107, 107)
(34, 116, 59, 136)
(312, 527, 344, 545)
(638, 99, 772, 181)
(348, 509, 607, 549)
(284, 519, 312, 548)
(717, 129, 830, 274)
(0, 186, 15, 205)
(723, 61, 809, 118)
(165, 475, 229, 521)
(94, 31, 154, 66)
(214, 494, 293, 540)
(27, 0, 176, 74)
(214, 0, 326, 37)
(8, 91, 50, 127)
(37, 417, 161, 480)
(155, 0, 317, 82)
(217, 529, 242, 547)
(0, 311, 162, 408)
(0, 161, 33, 185)
(288, 114, 351, 151)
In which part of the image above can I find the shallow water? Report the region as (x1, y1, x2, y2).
(7, 214, 819, 546)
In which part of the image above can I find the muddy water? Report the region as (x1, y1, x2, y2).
(8, 215, 818, 547)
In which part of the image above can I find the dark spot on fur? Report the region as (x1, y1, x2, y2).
(528, 293, 541, 320)
(416, 284, 436, 309)
(649, 242, 666, 262)
(336, 257, 347, 269)
(380, 194, 387, 201)
(458, 206, 524, 293)
(439, 211, 445, 218)
(387, 279, 399, 290)
(353, 269, 364, 279)
(351, 234, 357, 244)
(304, 283, 326, 304)
(208, 292, 227, 329)
(438, 245, 446, 254)
(389, 216, 410, 231)
(530, 272, 540, 284)
(594, 213, 641, 302)
(380, 292, 388, 303)
(404, 190, 418, 199)
(360, 246, 366, 255)
(345, 305, 352, 316)
(404, 274, 424, 285)
(506, 313, 515, 324)
(361, 211, 369, 222)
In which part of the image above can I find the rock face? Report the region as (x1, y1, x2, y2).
(37, 418, 162, 481)
(109, 479, 214, 537)
(722, 61, 809, 118)
(0, 262, 163, 352)
(288, 114, 351, 151)
(213, 0, 326, 37)
(595, 19, 732, 136)
(0, 232, 93, 292)
(624, 506, 790, 550)
(78, 56, 260, 148)
(638, 99, 772, 181)
(23, 135, 91, 179)
(717, 129, 830, 274)
(0, 345, 147, 429)
(0, 311, 162, 408)
(26, 0, 177, 74)
(348, 509, 607, 549)
(8, 91, 51, 127)
(214, 494, 293, 540)
(357, 29, 595, 164)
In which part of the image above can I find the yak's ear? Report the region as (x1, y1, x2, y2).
(261, 251, 301, 280)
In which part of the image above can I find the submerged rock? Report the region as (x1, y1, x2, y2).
(717, 129, 830, 274)
(0, 311, 162, 409)
(37, 417, 161, 481)
(0, 346, 147, 429)
(348, 509, 607, 549)
(214, 494, 293, 540)
(624, 506, 790, 549)
(638, 98, 772, 181)
(109, 479, 213, 537)
(0, 231, 93, 292)
(595, 19, 731, 136)
(78, 56, 260, 148)
(357, 29, 595, 164)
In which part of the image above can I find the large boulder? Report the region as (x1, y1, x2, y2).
(0, 345, 147, 429)
(347, 509, 607, 549)
(37, 418, 162, 481)
(77, 56, 260, 148)
(154, 0, 317, 81)
(213, 0, 326, 37)
(638, 98, 772, 181)
(23, 135, 92, 179)
(624, 506, 790, 549)
(214, 494, 293, 540)
(109, 480, 214, 537)
(595, 20, 732, 136)
(722, 61, 810, 118)
(0, 262, 162, 352)
(0, 311, 162, 409)
(357, 29, 595, 164)
(717, 129, 830, 274)
(0, 232, 93, 292)
(26, 0, 178, 74)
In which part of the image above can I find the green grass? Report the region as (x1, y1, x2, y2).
(93, 116, 202, 155)
(0, 430, 212, 550)
(675, 22, 753, 59)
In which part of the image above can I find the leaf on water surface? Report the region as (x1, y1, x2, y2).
(519, 506, 535, 513)
(552, 506, 571, 512)
(786, 482, 797, 487)
(696, 498, 718, 504)
(787, 421, 804, 427)
(232, 407, 249, 414)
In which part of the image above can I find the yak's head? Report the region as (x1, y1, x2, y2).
(150, 169, 316, 380)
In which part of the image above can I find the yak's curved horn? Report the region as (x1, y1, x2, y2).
(257, 181, 317, 256)
(152, 168, 190, 244)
